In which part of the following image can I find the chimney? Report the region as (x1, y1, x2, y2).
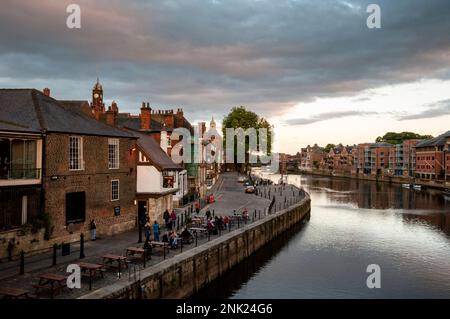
(105, 106, 117, 127)
(140, 101, 151, 130)
(43, 88, 50, 97)
(163, 110, 174, 129)
(176, 108, 184, 127)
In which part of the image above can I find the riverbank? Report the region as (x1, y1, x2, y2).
(80, 187, 311, 299)
(293, 170, 449, 191)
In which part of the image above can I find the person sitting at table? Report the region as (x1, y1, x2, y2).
(181, 227, 192, 244)
(169, 231, 179, 249)
(143, 239, 152, 256)
(162, 231, 169, 243)
(242, 208, 249, 221)
(223, 215, 230, 228)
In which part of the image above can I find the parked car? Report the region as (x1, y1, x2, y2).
(238, 176, 247, 183)
(245, 186, 255, 193)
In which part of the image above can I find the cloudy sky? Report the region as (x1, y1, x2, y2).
(1, 0, 450, 153)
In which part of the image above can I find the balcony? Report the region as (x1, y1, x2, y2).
(0, 168, 41, 186)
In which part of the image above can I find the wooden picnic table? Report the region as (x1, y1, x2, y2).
(0, 287, 30, 299)
(150, 241, 170, 254)
(126, 247, 148, 265)
(77, 262, 104, 291)
(102, 254, 127, 278)
(33, 273, 66, 299)
(189, 227, 209, 235)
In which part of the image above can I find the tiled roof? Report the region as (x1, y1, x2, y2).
(416, 131, 450, 148)
(0, 89, 133, 138)
(126, 129, 182, 171)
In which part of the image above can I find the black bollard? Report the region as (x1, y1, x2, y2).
(19, 250, 24, 275)
(52, 244, 57, 266)
(213, 210, 215, 217)
(138, 221, 143, 243)
(163, 244, 166, 260)
(180, 239, 183, 253)
(7, 241, 13, 261)
(177, 217, 180, 231)
(238, 218, 240, 228)
(208, 231, 210, 241)
(80, 233, 85, 259)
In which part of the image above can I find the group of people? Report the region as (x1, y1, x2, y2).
(163, 209, 177, 230)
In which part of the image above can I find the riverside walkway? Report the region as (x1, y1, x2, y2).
(0, 172, 305, 299)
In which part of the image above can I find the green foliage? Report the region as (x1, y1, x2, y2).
(31, 212, 53, 240)
(375, 132, 433, 145)
(324, 143, 336, 153)
(222, 106, 273, 171)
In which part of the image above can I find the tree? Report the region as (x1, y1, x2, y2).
(323, 143, 336, 153)
(222, 106, 273, 173)
(375, 132, 433, 145)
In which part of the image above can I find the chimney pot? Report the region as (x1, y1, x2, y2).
(43, 88, 50, 97)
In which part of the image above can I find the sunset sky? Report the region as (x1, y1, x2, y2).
(1, 0, 449, 154)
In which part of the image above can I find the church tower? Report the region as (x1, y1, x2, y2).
(92, 78, 105, 113)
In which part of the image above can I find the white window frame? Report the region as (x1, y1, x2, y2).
(111, 179, 119, 201)
(69, 136, 84, 171)
(108, 138, 120, 169)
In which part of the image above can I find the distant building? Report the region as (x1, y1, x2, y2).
(388, 139, 422, 177)
(353, 143, 392, 176)
(415, 131, 450, 182)
(299, 144, 326, 172)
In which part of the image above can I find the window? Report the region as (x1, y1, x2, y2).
(108, 139, 119, 169)
(111, 180, 119, 201)
(66, 192, 86, 224)
(69, 136, 83, 170)
(0, 138, 38, 179)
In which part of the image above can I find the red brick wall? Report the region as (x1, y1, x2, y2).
(44, 133, 137, 239)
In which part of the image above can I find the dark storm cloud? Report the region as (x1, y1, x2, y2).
(286, 110, 379, 126)
(397, 99, 450, 121)
(1, 0, 450, 120)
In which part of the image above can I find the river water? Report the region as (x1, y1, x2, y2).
(194, 174, 450, 299)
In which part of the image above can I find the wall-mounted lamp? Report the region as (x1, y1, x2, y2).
(50, 176, 58, 180)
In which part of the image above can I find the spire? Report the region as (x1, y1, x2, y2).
(210, 115, 216, 128)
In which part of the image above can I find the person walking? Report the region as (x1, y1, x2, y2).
(153, 221, 161, 242)
(170, 210, 177, 229)
(163, 209, 171, 230)
(90, 219, 97, 241)
(144, 220, 151, 242)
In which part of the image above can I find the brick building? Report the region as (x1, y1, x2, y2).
(415, 131, 450, 182)
(388, 139, 422, 177)
(0, 89, 138, 253)
(299, 144, 326, 172)
(353, 143, 392, 176)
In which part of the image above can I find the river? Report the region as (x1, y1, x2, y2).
(193, 174, 450, 298)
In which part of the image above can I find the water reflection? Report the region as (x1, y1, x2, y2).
(194, 174, 450, 299)
(284, 175, 450, 236)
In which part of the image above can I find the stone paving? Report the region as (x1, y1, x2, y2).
(0, 172, 304, 299)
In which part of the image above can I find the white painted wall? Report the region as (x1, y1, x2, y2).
(137, 165, 162, 193)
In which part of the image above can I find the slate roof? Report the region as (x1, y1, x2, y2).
(126, 129, 182, 171)
(118, 115, 164, 132)
(0, 89, 133, 138)
(117, 113, 194, 134)
(416, 131, 450, 148)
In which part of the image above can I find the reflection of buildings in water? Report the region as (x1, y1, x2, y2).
(308, 175, 450, 236)
(403, 212, 450, 237)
